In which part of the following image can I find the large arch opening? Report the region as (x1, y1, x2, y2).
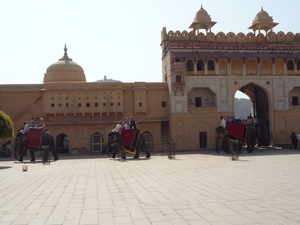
(236, 83, 270, 146)
(56, 133, 69, 154)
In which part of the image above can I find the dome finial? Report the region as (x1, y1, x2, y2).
(261, 6, 263, 11)
(201, 4, 203, 9)
(59, 44, 72, 61)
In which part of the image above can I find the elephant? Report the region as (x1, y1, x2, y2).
(245, 126, 257, 153)
(107, 129, 151, 160)
(14, 129, 59, 162)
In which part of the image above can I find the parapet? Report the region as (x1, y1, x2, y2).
(161, 27, 300, 44)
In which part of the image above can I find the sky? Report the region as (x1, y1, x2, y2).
(1, 0, 299, 99)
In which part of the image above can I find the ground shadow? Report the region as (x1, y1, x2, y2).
(0, 166, 12, 170)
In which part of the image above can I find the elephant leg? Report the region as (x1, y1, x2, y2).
(247, 142, 253, 153)
(111, 144, 118, 158)
(14, 145, 18, 160)
(133, 151, 139, 159)
(216, 138, 220, 154)
(222, 138, 229, 154)
(142, 144, 151, 158)
(145, 149, 151, 158)
(18, 149, 25, 162)
(120, 147, 126, 160)
(50, 149, 59, 161)
(238, 143, 243, 154)
(30, 151, 35, 162)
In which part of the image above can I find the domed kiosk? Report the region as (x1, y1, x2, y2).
(248, 7, 278, 33)
(44, 45, 86, 83)
(189, 5, 216, 34)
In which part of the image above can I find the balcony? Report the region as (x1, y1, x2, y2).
(171, 62, 185, 71)
(173, 82, 186, 89)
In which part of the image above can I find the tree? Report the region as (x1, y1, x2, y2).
(0, 111, 14, 139)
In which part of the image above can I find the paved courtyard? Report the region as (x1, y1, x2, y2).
(0, 147, 300, 225)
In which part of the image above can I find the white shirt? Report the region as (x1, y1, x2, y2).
(297, 133, 300, 140)
(221, 119, 226, 129)
(22, 123, 29, 134)
(38, 122, 45, 128)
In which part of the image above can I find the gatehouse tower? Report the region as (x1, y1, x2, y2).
(161, 6, 300, 149)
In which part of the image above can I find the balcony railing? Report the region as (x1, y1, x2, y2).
(173, 82, 186, 89)
(171, 62, 185, 70)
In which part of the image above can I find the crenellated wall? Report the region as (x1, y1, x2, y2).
(161, 27, 300, 44)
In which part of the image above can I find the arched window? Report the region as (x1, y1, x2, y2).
(287, 60, 294, 70)
(197, 60, 204, 71)
(143, 131, 153, 151)
(297, 60, 300, 70)
(90, 132, 104, 152)
(208, 60, 215, 71)
(186, 60, 194, 71)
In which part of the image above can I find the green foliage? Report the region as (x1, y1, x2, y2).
(0, 111, 14, 139)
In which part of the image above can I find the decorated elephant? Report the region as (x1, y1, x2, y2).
(107, 128, 151, 160)
(14, 128, 59, 162)
(245, 126, 257, 153)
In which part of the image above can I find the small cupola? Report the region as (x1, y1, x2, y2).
(189, 5, 216, 34)
(248, 7, 278, 34)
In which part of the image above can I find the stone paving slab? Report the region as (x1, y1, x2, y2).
(0, 148, 300, 225)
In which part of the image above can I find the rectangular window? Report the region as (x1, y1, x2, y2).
(103, 103, 106, 106)
(78, 103, 81, 107)
(292, 97, 298, 106)
(66, 103, 69, 107)
(139, 102, 142, 107)
(86, 103, 90, 107)
(118, 102, 121, 106)
(176, 75, 182, 83)
(161, 101, 166, 107)
(195, 97, 202, 107)
(95, 103, 98, 107)
(51, 103, 54, 107)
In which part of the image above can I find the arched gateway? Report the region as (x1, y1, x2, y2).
(237, 83, 270, 146)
